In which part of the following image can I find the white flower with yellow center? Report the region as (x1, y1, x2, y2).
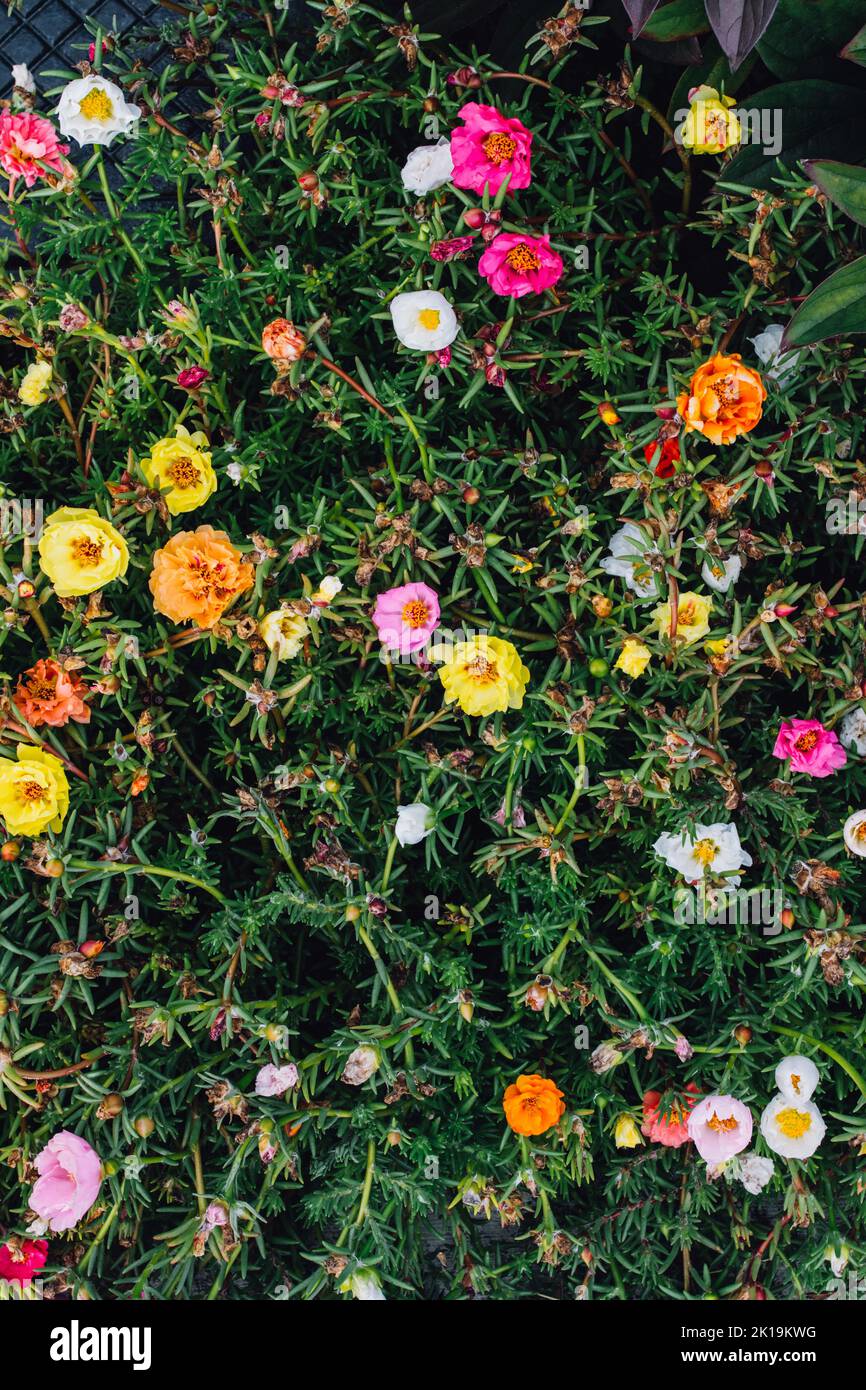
(775, 1054, 819, 1102)
(653, 821, 752, 882)
(843, 809, 866, 858)
(701, 552, 741, 594)
(57, 74, 141, 148)
(599, 522, 659, 600)
(760, 1092, 825, 1159)
(390, 290, 458, 352)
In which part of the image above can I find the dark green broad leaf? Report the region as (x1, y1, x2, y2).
(758, 0, 864, 79)
(804, 159, 866, 225)
(724, 80, 866, 185)
(782, 255, 866, 347)
(841, 19, 866, 65)
(622, 0, 663, 36)
(641, 0, 709, 42)
(705, 0, 780, 68)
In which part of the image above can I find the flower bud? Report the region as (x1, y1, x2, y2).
(591, 594, 613, 618)
(779, 907, 795, 929)
(134, 1116, 155, 1138)
(44, 858, 64, 878)
(733, 1024, 752, 1046)
(462, 485, 480, 505)
(297, 170, 319, 191)
(98, 1093, 124, 1120)
(462, 208, 485, 230)
(1, 840, 20, 862)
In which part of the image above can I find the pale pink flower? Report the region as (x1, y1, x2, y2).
(772, 718, 846, 778)
(0, 110, 69, 188)
(687, 1094, 753, 1162)
(371, 581, 440, 655)
(255, 1062, 299, 1097)
(30, 1131, 101, 1232)
(674, 1035, 694, 1062)
(478, 232, 563, 298)
(450, 103, 532, 195)
(58, 304, 88, 332)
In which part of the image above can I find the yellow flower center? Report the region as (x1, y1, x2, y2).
(167, 455, 202, 490)
(706, 1111, 738, 1133)
(401, 599, 430, 629)
(505, 243, 540, 274)
(72, 535, 104, 566)
(482, 131, 517, 164)
(855, 821, 866, 842)
(794, 730, 819, 753)
(693, 838, 718, 866)
(775, 1107, 812, 1139)
(417, 308, 440, 331)
(79, 89, 115, 121)
(465, 653, 499, 685)
(678, 601, 697, 626)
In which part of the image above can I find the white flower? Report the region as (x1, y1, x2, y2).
(759, 1092, 825, 1159)
(401, 139, 453, 195)
(254, 1062, 299, 1097)
(653, 822, 752, 882)
(843, 809, 866, 858)
(825, 1243, 850, 1276)
(340, 1267, 385, 1300)
(311, 574, 342, 607)
(748, 324, 802, 387)
(390, 290, 458, 352)
(840, 707, 866, 756)
(599, 522, 659, 600)
(11, 64, 35, 94)
(57, 75, 141, 148)
(737, 1151, 775, 1195)
(701, 553, 741, 594)
(395, 802, 434, 846)
(775, 1054, 820, 1102)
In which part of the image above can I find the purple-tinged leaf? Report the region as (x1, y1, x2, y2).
(622, 0, 664, 37)
(705, 0, 780, 68)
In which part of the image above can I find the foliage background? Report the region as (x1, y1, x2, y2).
(1, 0, 866, 1299)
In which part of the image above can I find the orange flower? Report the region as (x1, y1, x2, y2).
(13, 658, 90, 728)
(677, 352, 765, 446)
(261, 318, 307, 363)
(149, 525, 254, 628)
(502, 1073, 565, 1136)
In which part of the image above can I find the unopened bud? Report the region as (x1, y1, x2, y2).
(780, 907, 795, 929)
(462, 485, 480, 505)
(133, 1116, 155, 1139)
(1, 840, 20, 862)
(733, 1024, 752, 1046)
(98, 1093, 124, 1119)
(462, 208, 485, 230)
(591, 594, 613, 618)
(297, 170, 319, 191)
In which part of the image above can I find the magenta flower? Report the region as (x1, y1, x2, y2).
(371, 582, 440, 655)
(450, 103, 533, 196)
(772, 718, 847, 778)
(0, 1237, 48, 1285)
(255, 1062, 300, 1097)
(0, 111, 69, 188)
(176, 366, 210, 390)
(430, 234, 476, 263)
(478, 232, 564, 298)
(30, 1131, 102, 1233)
(687, 1095, 753, 1162)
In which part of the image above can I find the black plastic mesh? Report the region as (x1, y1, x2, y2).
(0, 0, 160, 81)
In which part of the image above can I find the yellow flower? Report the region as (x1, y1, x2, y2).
(260, 608, 309, 660)
(652, 591, 712, 646)
(18, 360, 53, 406)
(437, 634, 529, 717)
(38, 506, 129, 597)
(614, 638, 651, 678)
(0, 744, 69, 836)
(679, 85, 741, 155)
(140, 425, 216, 515)
(614, 1113, 643, 1150)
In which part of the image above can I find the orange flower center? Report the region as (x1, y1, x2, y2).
(25, 677, 57, 701)
(789, 1073, 801, 1094)
(465, 654, 499, 685)
(167, 455, 202, 490)
(706, 1111, 738, 1132)
(72, 536, 104, 566)
(482, 131, 517, 164)
(505, 242, 540, 274)
(794, 730, 819, 753)
(678, 601, 697, 626)
(711, 375, 739, 408)
(401, 599, 431, 629)
(19, 778, 47, 804)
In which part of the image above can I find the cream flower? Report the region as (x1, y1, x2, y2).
(57, 75, 140, 148)
(395, 802, 434, 846)
(311, 574, 342, 607)
(653, 821, 752, 882)
(775, 1054, 820, 1102)
(599, 522, 659, 600)
(760, 1092, 825, 1159)
(701, 553, 741, 594)
(390, 290, 458, 352)
(843, 809, 866, 858)
(340, 1267, 385, 1300)
(12, 64, 36, 94)
(839, 707, 866, 756)
(400, 140, 453, 195)
(18, 360, 52, 406)
(259, 608, 309, 661)
(737, 1152, 775, 1195)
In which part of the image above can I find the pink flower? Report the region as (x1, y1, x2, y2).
(371, 582, 440, 655)
(450, 103, 533, 196)
(254, 111, 271, 130)
(176, 366, 210, 390)
(641, 1084, 699, 1147)
(30, 1131, 102, 1233)
(772, 718, 847, 778)
(59, 304, 88, 332)
(0, 111, 69, 188)
(687, 1094, 753, 1162)
(255, 1063, 299, 1097)
(674, 1035, 693, 1062)
(478, 232, 563, 298)
(0, 1237, 48, 1285)
(430, 234, 476, 263)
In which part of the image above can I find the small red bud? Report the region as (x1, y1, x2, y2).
(462, 208, 485, 230)
(462, 485, 480, 505)
(754, 460, 774, 479)
(780, 908, 795, 929)
(297, 171, 319, 191)
(773, 603, 797, 618)
(823, 605, 839, 618)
